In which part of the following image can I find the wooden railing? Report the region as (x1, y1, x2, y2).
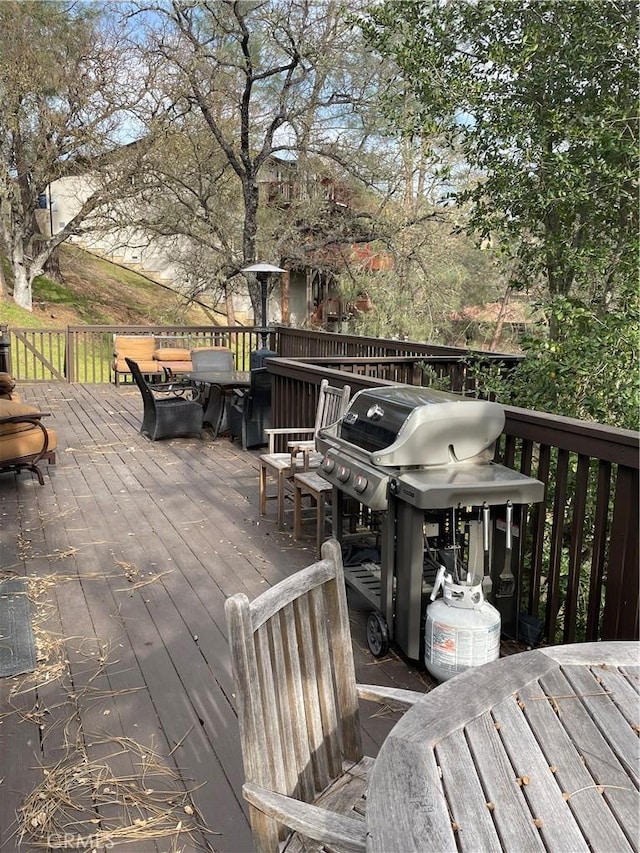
(285, 355, 521, 397)
(0, 324, 277, 382)
(1, 323, 519, 389)
(277, 325, 520, 360)
(266, 358, 639, 646)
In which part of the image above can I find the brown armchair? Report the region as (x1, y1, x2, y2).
(0, 400, 57, 485)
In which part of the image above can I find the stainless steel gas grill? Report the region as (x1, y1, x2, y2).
(316, 385, 544, 661)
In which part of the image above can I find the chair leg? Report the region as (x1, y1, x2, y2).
(259, 462, 267, 516)
(316, 492, 326, 558)
(293, 480, 303, 540)
(276, 470, 287, 529)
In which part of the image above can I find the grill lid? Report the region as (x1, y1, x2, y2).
(338, 386, 505, 467)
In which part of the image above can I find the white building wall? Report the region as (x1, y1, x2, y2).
(41, 176, 255, 319)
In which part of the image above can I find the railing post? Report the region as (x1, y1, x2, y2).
(0, 324, 11, 374)
(66, 326, 74, 382)
(601, 466, 639, 640)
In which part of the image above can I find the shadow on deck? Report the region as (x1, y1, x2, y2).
(0, 383, 430, 853)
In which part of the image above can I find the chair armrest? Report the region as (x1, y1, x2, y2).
(287, 439, 315, 450)
(356, 683, 425, 708)
(150, 381, 199, 400)
(0, 412, 48, 423)
(0, 414, 51, 462)
(265, 427, 314, 437)
(242, 783, 366, 852)
(265, 426, 314, 453)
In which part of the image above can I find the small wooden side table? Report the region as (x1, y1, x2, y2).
(293, 470, 332, 557)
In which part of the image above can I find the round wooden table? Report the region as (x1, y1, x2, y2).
(366, 641, 639, 852)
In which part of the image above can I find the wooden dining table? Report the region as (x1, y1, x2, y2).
(186, 370, 250, 438)
(366, 641, 639, 853)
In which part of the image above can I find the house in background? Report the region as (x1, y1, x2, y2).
(263, 155, 392, 329)
(37, 156, 392, 328)
(36, 176, 190, 293)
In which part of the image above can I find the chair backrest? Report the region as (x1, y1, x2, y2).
(190, 348, 234, 372)
(250, 347, 278, 370)
(124, 358, 155, 410)
(313, 379, 351, 434)
(225, 539, 362, 824)
(115, 335, 156, 361)
(249, 366, 272, 407)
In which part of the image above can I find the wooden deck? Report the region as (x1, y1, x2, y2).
(0, 383, 430, 853)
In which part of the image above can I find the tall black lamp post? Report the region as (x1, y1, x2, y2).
(241, 262, 285, 349)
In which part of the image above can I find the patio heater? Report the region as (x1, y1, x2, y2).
(231, 262, 285, 447)
(241, 262, 285, 350)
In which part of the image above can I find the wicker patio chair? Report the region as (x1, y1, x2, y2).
(225, 538, 424, 852)
(228, 366, 272, 449)
(125, 357, 203, 441)
(190, 348, 235, 372)
(188, 348, 236, 430)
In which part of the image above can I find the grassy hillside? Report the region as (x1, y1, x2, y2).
(0, 244, 221, 328)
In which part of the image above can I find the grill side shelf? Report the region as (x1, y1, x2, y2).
(345, 563, 382, 612)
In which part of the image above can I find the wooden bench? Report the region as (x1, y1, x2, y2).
(113, 336, 163, 386)
(113, 336, 235, 386)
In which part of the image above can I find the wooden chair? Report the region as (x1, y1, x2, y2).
(225, 538, 423, 853)
(125, 358, 203, 441)
(258, 380, 350, 529)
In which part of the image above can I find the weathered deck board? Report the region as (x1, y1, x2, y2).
(1, 383, 431, 853)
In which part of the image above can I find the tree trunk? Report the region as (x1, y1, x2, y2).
(242, 177, 261, 319)
(0, 258, 7, 300)
(225, 287, 237, 326)
(489, 287, 510, 351)
(11, 242, 32, 310)
(43, 243, 62, 281)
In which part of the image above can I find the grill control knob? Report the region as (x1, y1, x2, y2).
(389, 478, 399, 495)
(322, 456, 335, 473)
(366, 404, 384, 421)
(337, 465, 351, 483)
(353, 474, 368, 493)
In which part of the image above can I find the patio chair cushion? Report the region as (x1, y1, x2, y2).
(0, 424, 58, 458)
(0, 372, 16, 399)
(114, 336, 160, 375)
(0, 401, 43, 435)
(115, 336, 155, 359)
(152, 347, 191, 362)
(0, 399, 58, 484)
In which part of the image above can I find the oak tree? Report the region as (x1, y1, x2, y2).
(0, 1, 145, 310)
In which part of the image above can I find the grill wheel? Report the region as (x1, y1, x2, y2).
(366, 611, 390, 658)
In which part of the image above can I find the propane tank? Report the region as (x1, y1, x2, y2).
(424, 566, 501, 682)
